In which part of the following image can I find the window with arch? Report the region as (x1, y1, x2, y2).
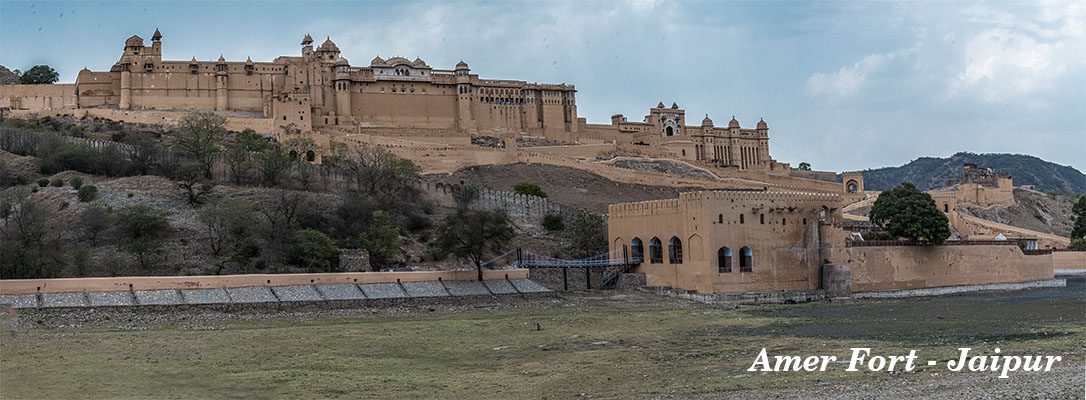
(305, 150, 316, 162)
(944, 203, 949, 213)
(649, 237, 663, 264)
(760, 214, 765, 224)
(718, 214, 723, 223)
(803, 218, 808, 225)
(668, 236, 683, 264)
(718, 247, 732, 273)
(631, 238, 644, 263)
(740, 247, 753, 272)
(740, 214, 745, 224)
(782, 218, 786, 225)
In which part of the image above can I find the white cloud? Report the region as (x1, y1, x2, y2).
(948, 0, 1084, 101)
(805, 48, 910, 98)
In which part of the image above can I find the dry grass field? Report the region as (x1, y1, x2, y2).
(1, 280, 1083, 399)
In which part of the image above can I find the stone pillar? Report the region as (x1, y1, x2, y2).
(215, 75, 228, 111)
(119, 70, 131, 110)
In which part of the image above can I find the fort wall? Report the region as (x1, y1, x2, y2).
(1052, 251, 1086, 270)
(841, 244, 1053, 293)
(0, 269, 529, 295)
(0, 84, 79, 111)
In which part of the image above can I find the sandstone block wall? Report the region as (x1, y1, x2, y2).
(842, 244, 1053, 293)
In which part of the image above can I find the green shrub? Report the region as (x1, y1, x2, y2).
(513, 182, 547, 198)
(69, 176, 84, 189)
(1069, 238, 1086, 251)
(77, 185, 99, 202)
(542, 213, 565, 231)
(50, 177, 64, 187)
(37, 178, 50, 187)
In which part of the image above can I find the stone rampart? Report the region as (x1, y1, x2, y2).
(841, 244, 1054, 293)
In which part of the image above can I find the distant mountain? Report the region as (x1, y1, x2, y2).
(861, 152, 1086, 194)
(0, 65, 19, 84)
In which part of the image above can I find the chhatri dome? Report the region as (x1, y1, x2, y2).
(318, 37, 339, 52)
(455, 60, 469, 70)
(757, 118, 768, 130)
(728, 116, 740, 128)
(701, 114, 713, 127)
(125, 35, 144, 47)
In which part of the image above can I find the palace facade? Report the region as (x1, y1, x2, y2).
(1, 30, 783, 171)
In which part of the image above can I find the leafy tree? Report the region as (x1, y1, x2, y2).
(1070, 196, 1086, 240)
(514, 182, 547, 198)
(1069, 238, 1086, 251)
(19, 65, 59, 84)
(116, 205, 169, 270)
(360, 210, 400, 271)
(542, 213, 565, 231)
(37, 178, 49, 187)
(198, 199, 259, 274)
(0, 192, 63, 279)
(50, 177, 64, 187)
(224, 129, 267, 184)
(69, 176, 84, 189)
(259, 143, 293, 187)
(176, 161, 215, 207)
(173, 112, 226, 179)
(569, 211, 607, 258)
(346, 144, 422, 198)
(289, 229, 340, 272)
(798, 162, 812, 171)
(869, 182, 951, 245)
(79, 205, 112, 246)
(433, 210, 515, 281)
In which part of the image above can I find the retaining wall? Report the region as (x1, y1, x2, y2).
(0, 269, 528, 295)
(840, 245, 1054, 293)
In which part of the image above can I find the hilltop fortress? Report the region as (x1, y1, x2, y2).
(1, 30, 781, 172)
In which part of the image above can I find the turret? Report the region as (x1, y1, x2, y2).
(701, 114, 714, 128)
(455, 60, 470, 76)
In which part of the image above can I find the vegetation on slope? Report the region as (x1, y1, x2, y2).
(862, 152, 1085, 194)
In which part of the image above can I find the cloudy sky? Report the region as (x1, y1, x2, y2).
(2, 0, 1083, 172)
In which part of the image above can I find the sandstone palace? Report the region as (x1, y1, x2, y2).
(1, 30, 780, 171)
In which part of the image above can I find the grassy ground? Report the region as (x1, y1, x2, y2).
(1, 284, 1083, 399)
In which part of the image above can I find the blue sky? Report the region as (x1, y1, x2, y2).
(2, 0, 1083, 172)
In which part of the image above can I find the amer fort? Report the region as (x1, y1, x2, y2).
(0, 29, 1082, 299)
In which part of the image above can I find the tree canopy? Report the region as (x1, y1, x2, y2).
(19, 65, 59, 84)
(432, 210, 514, 280)
(1071, 196, 1086, 240)
(869, 182, 951, 244)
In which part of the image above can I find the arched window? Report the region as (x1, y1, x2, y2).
(665, 126, 674, 136)
(718, 214, 723, 223)
(944, 203, 949, 213)
(718, 247, 732, 273)
(782, 218, 786, 225)
(630, 238, 644, 263)
(740, 247, 753, 272)
(760, 214, 765, 224)
(740, 214, 745, 224)
(305, 150, 316, 162)
(649, 237, 663, 264)
(668, 236, 683, 264)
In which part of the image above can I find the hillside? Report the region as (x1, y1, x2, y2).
(0, 65, 18, 84)
(861, 152, 1085, 194)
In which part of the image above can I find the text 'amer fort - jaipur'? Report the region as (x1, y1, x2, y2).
(1, 30, 1079, 296)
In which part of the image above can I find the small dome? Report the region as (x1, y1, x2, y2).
(152, 28, 162, 41)
(412, 57, 426, 67)
(318, 37, 339, 52)
(671, 102, 679, 109)
(387, 56, 410, 65)
(125, 35, 144, 47)
(656, 101, 665, 108)
(190, 57, 198, 63)
(371, 55, 385, 65)
(756, 118, 768, 130)
(728, 116, 740, 129)
(245, 56, 253, 64)
(217, 54, 226, 63)
(701, 114, 713, 127)
(455, 60, 469, 70)
(301, 33, 314, 46)
(334, 57, 349, 66)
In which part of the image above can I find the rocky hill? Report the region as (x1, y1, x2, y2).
(861, 152, 1085, 194)
(0, 65, 19, 84)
